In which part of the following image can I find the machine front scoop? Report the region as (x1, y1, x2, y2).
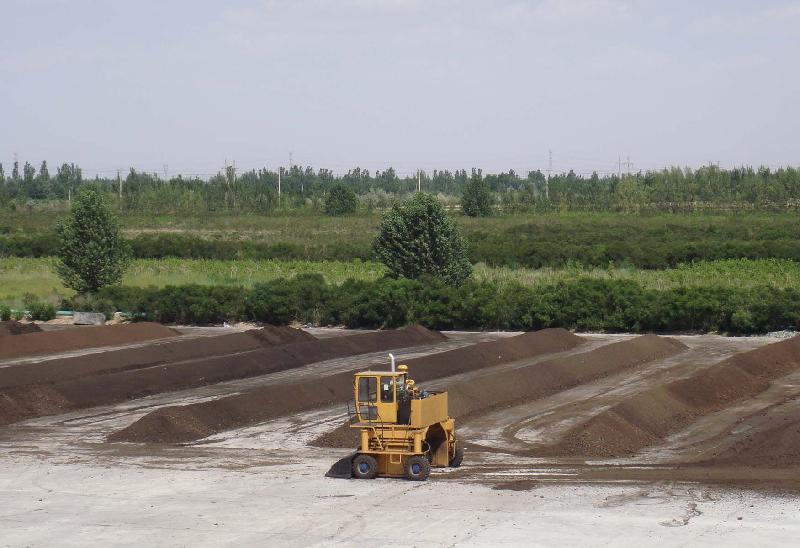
(325, 451, 357, 479)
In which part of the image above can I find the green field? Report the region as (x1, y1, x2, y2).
(6, 211, 800, 269)
(3, 257, 798, 308)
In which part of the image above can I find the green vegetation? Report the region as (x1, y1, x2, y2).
(26, 300, 56, 321)
(4, 212, 800, 269)
(85, 276, 800, 334)
(4, 256, 800, 304)
(0, 258, 384, 305)
(3, 255, 799, 333)
(3, 161, 800, 214)
(374, 193, 471, 285)
(55, 188, 131, 293)
(4, 165, 800, 334)
(461, 170, 493, 217)
(324, 183, 358, 216)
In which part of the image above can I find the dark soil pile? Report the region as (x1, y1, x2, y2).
(0, 323, 179, 361)
(409, 328, 584, 383)
(549, 335, 800, 458)
(0, 326, 311, 389)
(0, 325, 442, 428)
(703, 406, 800, 468)
(0, 321, 42, 337)
(314, 334, 687, 448)
(247, 325, 316, 346)
(447, 335, 686, 419)
(111, 328, 578, 444)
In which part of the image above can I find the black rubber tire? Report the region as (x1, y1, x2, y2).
(404, 455, 431, 481)
(449, 445, 465, 468)
(352, 454, 379, 479)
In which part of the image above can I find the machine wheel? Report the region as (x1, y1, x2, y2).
(449, 445, 465, 468)
(404, 456, 431, 481)
(352, 454, 378, 479)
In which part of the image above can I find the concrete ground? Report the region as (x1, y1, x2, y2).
(1, 454, 798, 546)
(0, 328, 798, 546)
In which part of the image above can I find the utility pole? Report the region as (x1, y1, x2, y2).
(417, 170, 421, 192)
(546, 149, 552, 200)
(618, 155, 622, 177)
(277, 167, 282, 208)
(117, 169, 122, 209)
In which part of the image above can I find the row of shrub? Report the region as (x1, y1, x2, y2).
(469, 237, 800, 269)
(88, 275, 799, 334)
(0, 233, 371, 261)
(5, 228, 800, 269)
(0, 296, 57, 322)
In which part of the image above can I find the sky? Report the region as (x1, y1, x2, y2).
(1, 0, 798, 178)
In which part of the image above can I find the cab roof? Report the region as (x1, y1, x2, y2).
(355, 370, 405, 376)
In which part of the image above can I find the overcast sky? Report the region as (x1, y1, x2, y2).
(1, 0, 798, 178)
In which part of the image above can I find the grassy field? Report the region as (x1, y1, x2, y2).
(7, 210, 800, 239)
(3, 257, 798, 307)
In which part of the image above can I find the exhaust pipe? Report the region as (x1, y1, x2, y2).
(389, 353, 396, 372)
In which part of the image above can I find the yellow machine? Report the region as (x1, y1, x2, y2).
(342, 354, 463, 481)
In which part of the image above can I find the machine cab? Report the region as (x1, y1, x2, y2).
(353, 369, 407, 424)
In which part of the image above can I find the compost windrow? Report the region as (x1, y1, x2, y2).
(313, 334, 688, 448)
(0, 325, 312, 389)
(110, 328, 585, 444)
(547, 335, 800, 458)
(0, 325, 444, 427)
(0, 323, 179, 361)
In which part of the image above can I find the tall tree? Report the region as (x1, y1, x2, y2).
(373, 193, 471, 286)
(22, 161, 35, 183)
(461, 170, 493, 217)
(38, 160, 50, 181)
(55, 188, 131, 293)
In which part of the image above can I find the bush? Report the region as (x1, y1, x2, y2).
(27, 300, 56, 321)
(65, 293, 116, 320)
(0, 304, 11, 321)
(324, 183, 358, 216)
(374, 193, 471, 285)
(88, 276, 800, 334)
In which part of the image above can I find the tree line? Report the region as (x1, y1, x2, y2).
(2, 160, 800, 214)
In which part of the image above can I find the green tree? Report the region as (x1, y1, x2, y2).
(55, 188, 131, 293)
(373, 193, 471, 285)
(615, 175, 646, 213)
(461, 170, 493, 217)
(22, 161, 35, 183)
(324, 182, 358, 215)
